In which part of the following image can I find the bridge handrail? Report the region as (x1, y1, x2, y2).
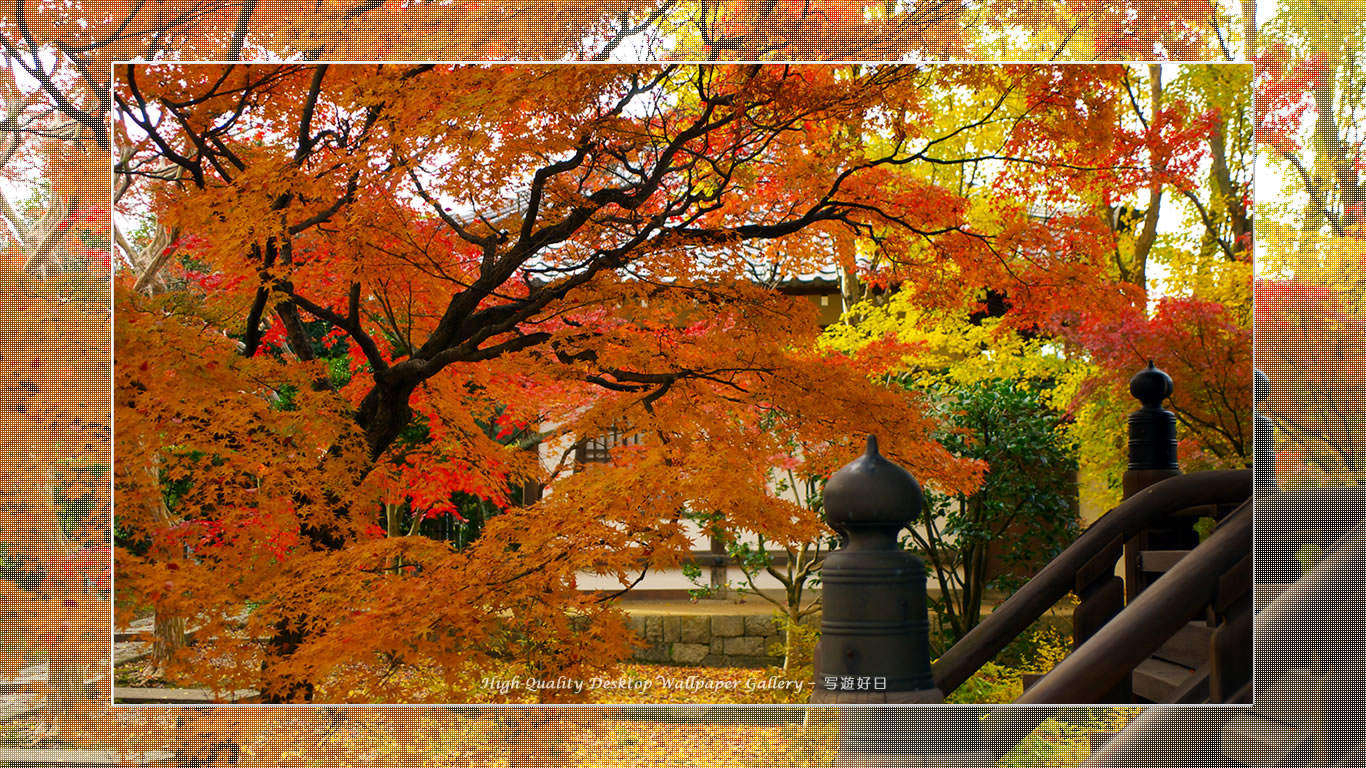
(1015, 497, 1251, 703)
(932, 468, 1253, 696)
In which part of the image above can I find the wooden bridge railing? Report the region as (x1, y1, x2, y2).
(1081, 488, 1366, 768)
(930, 468, 1252, 696)
(1015, 495, 1251, 703)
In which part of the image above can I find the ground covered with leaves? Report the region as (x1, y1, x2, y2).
(16, 706, 1134, 768)
(112, 612, 1072, 705)
(113, 651, 815, 705)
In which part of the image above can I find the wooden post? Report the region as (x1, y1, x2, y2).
(708, 535, 728, 595)
(1121, 362, 1181, 499)
(1121, 362, 1183, 605)
(813, 437, 990, 766)
(830, 708, 993, 768)
(813, 436, 938, 701)
(1254, 369, 1276, 494)
(1073, 534, 1125, 647)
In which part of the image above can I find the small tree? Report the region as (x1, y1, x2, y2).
(686, 467, 833, 673)
(903, 378, 1080, 648)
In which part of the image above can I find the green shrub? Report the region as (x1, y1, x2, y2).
(940, 616, 1072, 704)
(945, 662, 1024, 704)
(999, 708, 1140, 768)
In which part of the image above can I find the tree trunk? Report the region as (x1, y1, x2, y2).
(152, 615, 188, 676)
(1208, 115, 1251, 258)
(356, 382, 417, 461)
(260, 618, 316, 703)
(144, 455, 187, 675)
(782, 605, 801, 674)
(46, 640, 84, 714)
(27, 459, 84, 712)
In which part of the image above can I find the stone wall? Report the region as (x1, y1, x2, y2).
(626, 613, 816, 668)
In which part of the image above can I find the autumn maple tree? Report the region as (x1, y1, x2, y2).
(0, 0, 1251, 715)
(1066, 64, 1254, 484)
(822, 63, 1254, 516)
(0, 0, 1348, 765)
(0, 0, 1244, 67)
(1254, 4, 1366, 487)
(0, 52, 112, 722)
(0, 273, 109, 709)
(110, 63, 1210, 703)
